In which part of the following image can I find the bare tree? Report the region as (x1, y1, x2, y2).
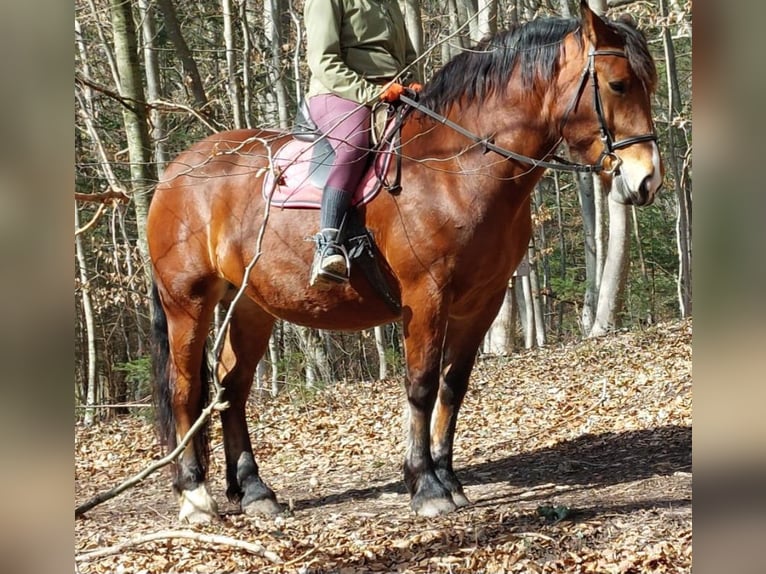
(223, 0, 245, 128)
(110, 0, 156, 295)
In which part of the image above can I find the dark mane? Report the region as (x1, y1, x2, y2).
(418, 15, 656, 115)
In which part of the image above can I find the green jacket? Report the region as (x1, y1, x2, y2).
(304, 0, 419, 104)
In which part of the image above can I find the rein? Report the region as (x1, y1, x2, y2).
(398, 48, 657, 175)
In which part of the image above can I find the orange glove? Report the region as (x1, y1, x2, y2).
(380, 82, 405, 102)
(408, 82, 423, 92)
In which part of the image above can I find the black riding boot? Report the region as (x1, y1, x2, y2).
(310, 186, 352, 287)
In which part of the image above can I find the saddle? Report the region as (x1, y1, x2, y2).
(262, 100, 411, 312)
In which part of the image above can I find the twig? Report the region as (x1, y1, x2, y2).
(75, 202, 107, 236)
(74, 529, 282, 563)
(75, 388, 228, 517)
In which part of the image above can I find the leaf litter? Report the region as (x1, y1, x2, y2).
(76, 319, 691, 573)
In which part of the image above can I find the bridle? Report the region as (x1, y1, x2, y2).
(560, 48, 658, 174)
(397, 46, 657, 175)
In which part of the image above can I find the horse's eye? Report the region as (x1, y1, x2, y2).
(609, 81, 626, 94)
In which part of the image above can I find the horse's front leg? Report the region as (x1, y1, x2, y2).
(402, 303, 457, 517)
(431, 295, 508, 508)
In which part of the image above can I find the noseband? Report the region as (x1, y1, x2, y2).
(397, 46, 657, 175)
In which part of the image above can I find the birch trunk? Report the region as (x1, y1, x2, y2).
(222, 0, 244, 128)
(75, 205, 98, 426)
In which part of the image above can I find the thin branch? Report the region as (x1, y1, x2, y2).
(74, 529, 282, 563)
(75, 388, 229, 517)
(75, 203, 107, 236)
(75, 190, 130, 204)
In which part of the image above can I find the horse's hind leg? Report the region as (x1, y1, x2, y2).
(158, 281, 222, 523)
(217, 296, 281, 516)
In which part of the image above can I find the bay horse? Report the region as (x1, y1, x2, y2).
(148, 1, 662, 523)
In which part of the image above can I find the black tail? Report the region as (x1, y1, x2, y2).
(151, 283, 210, 474)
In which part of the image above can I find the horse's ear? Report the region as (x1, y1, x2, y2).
(579, 1, 611, 48)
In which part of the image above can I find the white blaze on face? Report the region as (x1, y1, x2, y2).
(618, 141, 663, 202)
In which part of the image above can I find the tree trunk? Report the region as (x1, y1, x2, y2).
(483, 283, 515, 355)
(477, 0, 498, 40)
(222, 0, 244, 128)
(110, 0, 156, 297)
(75, 205, 99, 426)
(660, 0, 692, 318)
(528, 241, 546, 347)
(374, 326, 388, 380)
(590, 196, 631, 337)
(156, 0, 208, 109)
(138, 0, 169, 172)
(263, 0, 289, 129)
(576, 171, 598, 333)
(399, 0, 424, 78)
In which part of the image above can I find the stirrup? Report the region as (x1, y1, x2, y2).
(309, 229, 350, 287)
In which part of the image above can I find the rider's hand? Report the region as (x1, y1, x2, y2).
(407, 82, 423, 93)
(380, 83, 406, 102)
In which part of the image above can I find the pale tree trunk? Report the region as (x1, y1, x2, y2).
(223, 0, 244, 128)
(75, 17, 128, 196)
(461, 0, 479, 43)
(660, 0, 692, 317)
(156, 0, 208, 109)
(483, 282, 515, 356)
(477, 0, 498, 40)
(75, 205, 98, 426)
(286, 0, 304, 103)
(587, 0, 631, 338)
(374, 326, 389, 380)
(630, 205, 652, 324)
(399, 0, 424, 78)
(239, 0, 254, 128)
(269, 332, 281, 396)
(110, 0, 156, 296)
(576, 171, 598, 333)
(446, 0, 463, 60)
(553, 171, 566, 336)
(138, 0, 169, 173)
(514, 255, 535, 349)
(590, 196, 631, 337)
(528, 241, 546, 347)
(263, 0, 289, 129)
(295, 327, 332, 387)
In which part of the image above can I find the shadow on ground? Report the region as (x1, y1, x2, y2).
(294, 424, 691, 511)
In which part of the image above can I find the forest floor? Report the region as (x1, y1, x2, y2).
(75, 319, 692, 573)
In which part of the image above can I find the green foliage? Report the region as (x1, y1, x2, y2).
(114, 357, 152, 407)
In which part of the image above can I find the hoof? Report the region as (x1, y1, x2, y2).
(179, 484, 219, 523)
(243, 497, 282, 517)
(451, 491, 471, 508)
(412, 495, 457, 517)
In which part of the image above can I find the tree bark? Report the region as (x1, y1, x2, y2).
(660, 0, 692, 318)
(138, 0, 169, 173)
(590, 196, 631, 336)
(222, 0, 244, 128)
(374, 326, 388, 380)
(110, 0, 156, 296)
(75, 205, 98, 426)
(263, 0, 289, 129)
(399, 0, 424, 78)
(156, 0, 208, 109)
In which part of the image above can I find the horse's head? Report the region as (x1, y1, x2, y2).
(561, 1, 663, 206)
